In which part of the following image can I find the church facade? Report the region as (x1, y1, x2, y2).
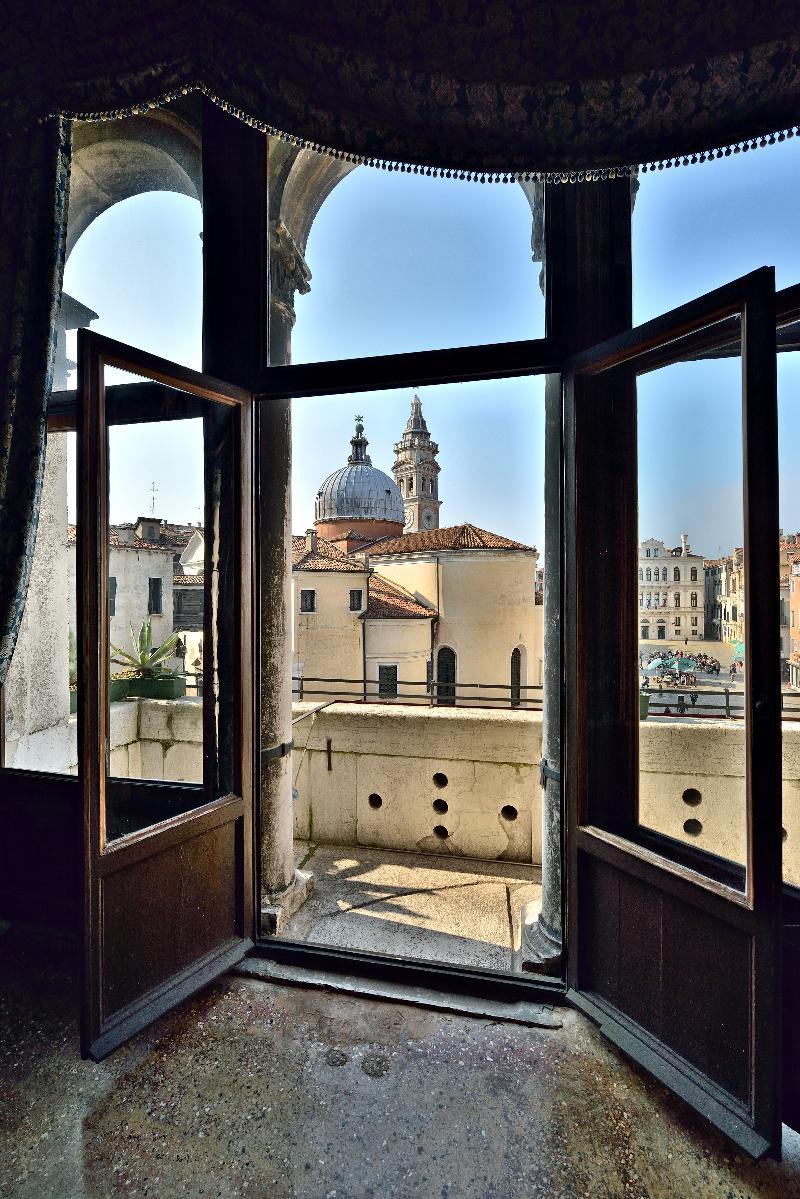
(293, 396, 543, 706)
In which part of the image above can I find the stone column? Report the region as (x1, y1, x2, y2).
(520, 374, 563, 973)
(258, 217, 314, 929)
(520, 178, 633, 975)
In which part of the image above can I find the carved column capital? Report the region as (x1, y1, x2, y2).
(270, 218, 312, 332)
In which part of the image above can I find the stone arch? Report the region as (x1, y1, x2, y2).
(67, 99, 203, 258)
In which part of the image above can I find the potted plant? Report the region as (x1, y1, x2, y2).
(111, 620, 186, 700)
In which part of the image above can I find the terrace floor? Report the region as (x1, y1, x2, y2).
(2, 925, 800, 1198)
(285, 841, 540, 972)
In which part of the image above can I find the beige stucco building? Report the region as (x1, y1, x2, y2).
(292, 397, 543, 708)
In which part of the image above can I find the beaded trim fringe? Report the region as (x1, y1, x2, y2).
(45, 82, 800, 183)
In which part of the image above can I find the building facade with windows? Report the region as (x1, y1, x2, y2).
(638, 535, 704, 643)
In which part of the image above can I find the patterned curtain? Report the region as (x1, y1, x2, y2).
(0, 118, 71, 683)
(2, 3, 800, 174)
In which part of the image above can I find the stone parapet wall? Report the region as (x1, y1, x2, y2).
(8, 694, 800, 883)
(5, 697, 203, 782)
(292, 703, 800, 881)
(292, 702, 540, 863)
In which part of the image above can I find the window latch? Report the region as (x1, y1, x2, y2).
(540, 758, 561, 789)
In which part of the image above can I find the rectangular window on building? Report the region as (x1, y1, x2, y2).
(109, 576, 117, 617)
(378, 664, 398, 698)
(349, 589, 363, 612)
(675, 616, 681, 627)
(691, 616, 698, 627)
(147, 576, 163, 615)
(300, 589, 316, 613)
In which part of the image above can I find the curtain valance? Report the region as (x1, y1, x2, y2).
(2, 2, 800, 177)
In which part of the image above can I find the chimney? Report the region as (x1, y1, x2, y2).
(305, 528, 317, 554)
(680, 532, 688, 556)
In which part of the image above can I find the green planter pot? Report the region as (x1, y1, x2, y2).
(639, 692, 650, 720)
(109, 678, 129, 702)
(126, 676, 186, 700)
(69, 689, 77, 714)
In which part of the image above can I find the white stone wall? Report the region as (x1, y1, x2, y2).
(6, 698, 203, 783)
(292, 702, 540, 863)
(67, 542, 175, 663)
(3, 433, 71, 765)
(292, 702, 800, 882)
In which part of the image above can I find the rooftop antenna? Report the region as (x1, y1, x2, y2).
(150, 481, 157, 516)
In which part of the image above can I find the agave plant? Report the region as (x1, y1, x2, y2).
(111, 619, 180, 679)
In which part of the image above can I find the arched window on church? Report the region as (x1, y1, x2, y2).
(436, 646, 456, 706)
(510, 646, 526, 709)
(674, 566, 681, 581)
(662, 567, 668, 581)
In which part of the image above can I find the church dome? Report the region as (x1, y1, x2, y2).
(314, 418, 404, 526)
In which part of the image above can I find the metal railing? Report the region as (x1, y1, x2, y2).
(642, 685, 800, 721)
(292, 674, 543, 711)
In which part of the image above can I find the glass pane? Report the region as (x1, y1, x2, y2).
(103, 366, 208, 843)
(289, 169, 544, 362)
(779, 348, 800, 886)
(633, 136, 800, 322)
(2, 431, 77, 773)
(636, 334, 747, 888)
(285, 376, 545, 973)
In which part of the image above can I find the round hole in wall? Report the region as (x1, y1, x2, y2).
(501, 805, 518, 822)
(682, 787, 702, 807)
(432, 798, 448, 814)
(433, 772, 448, 789)
(783, 827, 788, 842)
(683, 818, 702, 837)
(368, 793, 383, 809)
(433, 825, 450, 839)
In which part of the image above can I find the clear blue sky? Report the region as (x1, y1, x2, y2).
(64, 132, 800, 556)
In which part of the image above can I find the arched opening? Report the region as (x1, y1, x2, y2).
(510, 644, 527, 708)
(436, 646, 457, 706)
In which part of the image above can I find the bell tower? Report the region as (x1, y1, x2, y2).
(392, 395, 442, 533)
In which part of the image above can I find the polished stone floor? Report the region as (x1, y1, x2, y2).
(284, 842, 540, 971)
(2, 926, 800, 1198)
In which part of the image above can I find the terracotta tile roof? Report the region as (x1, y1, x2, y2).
(66, 524, 173, 553)
(173, 573, 204, 585)
(364, 523, 534, 556)
(292, 534, 366, 572)
(367, 574, 435, 620)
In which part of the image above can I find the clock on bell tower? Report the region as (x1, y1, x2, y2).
(392, 395, 442, 534)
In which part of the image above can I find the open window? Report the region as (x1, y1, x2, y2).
(78, 332, 255, 1060)
(563, 268, 781, 1157)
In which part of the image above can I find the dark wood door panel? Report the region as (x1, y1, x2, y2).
(100, 818, 239, 1019)
(579, 853, 753, 1106)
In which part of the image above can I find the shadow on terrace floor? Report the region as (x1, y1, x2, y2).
(283, 842, 540, 972)
(2, 925, 800, 1198)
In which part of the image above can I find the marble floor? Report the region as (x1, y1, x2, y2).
(284, 842, 541, 971)
(2, 925, 800, 1198)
